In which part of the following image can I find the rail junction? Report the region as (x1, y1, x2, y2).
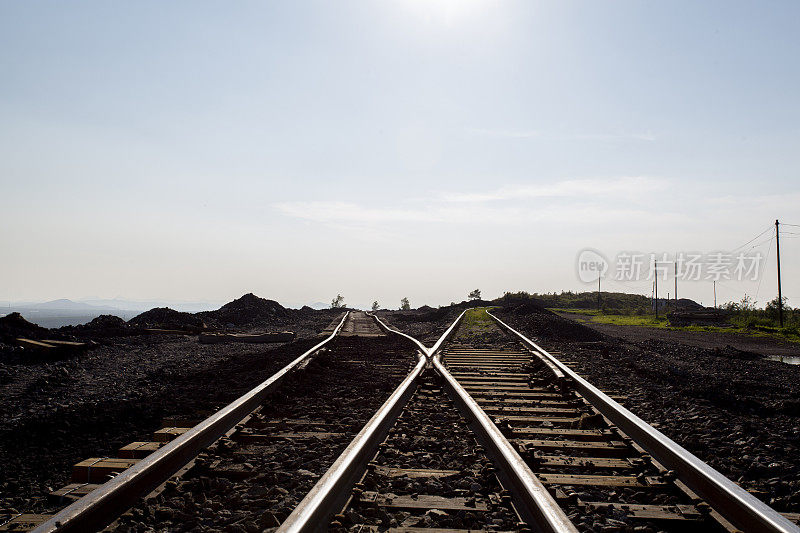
(4, 310, 798, 532)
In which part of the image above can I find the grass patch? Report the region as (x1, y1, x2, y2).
(462, 307, 495, 330)
(590, 314, 669, 327)
(454, 307, 499, 342)
(548, 308, 800, 344)
(548, 308, 602, 316)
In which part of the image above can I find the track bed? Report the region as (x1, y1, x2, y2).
(112, 335, 417, 532)
(330, 372, 523, 530)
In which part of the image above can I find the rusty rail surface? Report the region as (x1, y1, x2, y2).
(33, 312, 350, 533)
(487, 309, 800, 533)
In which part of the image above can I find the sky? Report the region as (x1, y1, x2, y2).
(1, 1, 799, 310)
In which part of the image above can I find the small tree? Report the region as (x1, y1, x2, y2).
(371, 301, 380, 312)
(766, 296, 790, 320)
(740, 294, 757, 311)
(468, 289, 481, 301)
(331, 294, 345, 309)
(400, 297, 411, 311)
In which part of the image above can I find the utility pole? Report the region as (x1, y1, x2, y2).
(713, 281, 717, 309)
(654, 260, 658, 318)
(776, 219, 784, 327)
(597, 277, 601, 311)
(674, 260, 678, 308)
(651, 282, 655, 313)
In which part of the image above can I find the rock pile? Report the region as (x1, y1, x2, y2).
(59, 315, 138, 338)
(199, 293, 287, 329)
(128, 308, 206, 332)
(503, 302, 604, 342)
(0, 312, 49, 343)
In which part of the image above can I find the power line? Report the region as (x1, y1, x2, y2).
(730, 226, 774, 252)
(745, 232, 776, 251)
(754, 235, 775, 304)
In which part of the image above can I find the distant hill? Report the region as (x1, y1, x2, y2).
(14, 299, 118, 311)
(80, 298, 218, 313)
(3, 298, 219, 313)
(3, 299, 135, 328)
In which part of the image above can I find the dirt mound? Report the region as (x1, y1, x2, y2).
(200, 293, 287, 328)
(0, 313, 49, 343)
(87, 314, 127, 329)
(498, 304, 603, 343)
(506, 300, 547, 315)
(128, 308, 206, 332)
(59, 315, 140, 338)
(387, 307, 452, 324)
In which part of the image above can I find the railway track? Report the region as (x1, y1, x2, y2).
(6, 308, 798, 532)
(113, 320, 415, 531)
(12, 312, 423, 533)
(438, 315, 725, 532)
(281, 309, 799, 533)
(326, 373, 526, 530)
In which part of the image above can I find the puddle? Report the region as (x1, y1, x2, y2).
(764, 355, 800, 365)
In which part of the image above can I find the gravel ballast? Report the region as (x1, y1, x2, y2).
(495, 304, 800, 514)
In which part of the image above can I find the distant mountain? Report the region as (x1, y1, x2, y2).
(16, 299, 119, 311)
(79, 298, 219, 313)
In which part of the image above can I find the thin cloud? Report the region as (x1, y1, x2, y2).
(274, 201, 439, 223)
(274, 177, 672, 231)
(467, 127, 656, 142)
(441, 176, 666, 203)
(467, 127, 541, 139)
(274, 195, 655, 228)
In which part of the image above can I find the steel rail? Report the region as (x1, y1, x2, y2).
(278, 310, 466, 532)
(428, 309, 467, 356)
(371, 309, 467, 357)
(277, 353, 428, 532)
(432, 353, 578, 533)
(370, 312, 429, 354)
(487, 310, 800, 533)
(284, 309, 575, 532)
(34, 311, 351, 533)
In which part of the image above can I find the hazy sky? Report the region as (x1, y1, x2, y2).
(2, 1, 799, 309)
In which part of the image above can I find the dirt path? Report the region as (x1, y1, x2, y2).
(557, 311, 800, 358)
